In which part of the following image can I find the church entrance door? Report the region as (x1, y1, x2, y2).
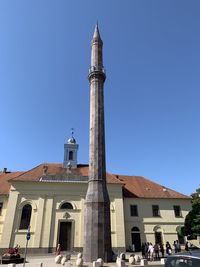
(58, 221, 72, 251)
(155, 231, 162, 244)
(131, 233, 141, 252)
(131, 227, 141, 252)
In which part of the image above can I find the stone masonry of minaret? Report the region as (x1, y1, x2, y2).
(83, 24, 112, 262)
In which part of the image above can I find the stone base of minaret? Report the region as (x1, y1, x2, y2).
(83, 181, 112, 263)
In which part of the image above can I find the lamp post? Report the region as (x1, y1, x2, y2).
(23, 226, 31, 267)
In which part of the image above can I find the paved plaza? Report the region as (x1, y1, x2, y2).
(2, 254, 164, 267)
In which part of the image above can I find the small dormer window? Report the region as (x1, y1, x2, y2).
(69, 151, 73, 160)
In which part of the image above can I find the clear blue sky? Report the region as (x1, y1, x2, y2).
(0, 1, 200, 196)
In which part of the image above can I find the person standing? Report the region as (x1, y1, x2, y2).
(56, 244, 61, 256)
(148, 243, 154, 261)
(166, 241, 172, 255)
(141, 243, 146, 258)
(174, 240, 178, 253)
(160, 243, 164, 258)
(185, 242, 189, 251)
(154, 243, 160, 260)
(144, 243, 149, 259)
(177, 240, 181, 252)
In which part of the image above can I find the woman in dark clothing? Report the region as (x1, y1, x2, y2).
(185, 242, 189, 251)
(160, 243, 164, 258)
(166, 241, 172, 255)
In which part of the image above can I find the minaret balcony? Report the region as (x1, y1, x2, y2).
(88, 66, 106, 80)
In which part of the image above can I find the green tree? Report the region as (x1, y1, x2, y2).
(183, 188, 200, 239)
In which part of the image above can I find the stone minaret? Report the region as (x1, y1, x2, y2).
(83, 24, 112, 262)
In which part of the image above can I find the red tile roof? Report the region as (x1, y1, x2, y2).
(0, 171, 24, 195)
(115, 174, 190, 199)
(9, 164, 121, 184)
(0, 164, 190, 199)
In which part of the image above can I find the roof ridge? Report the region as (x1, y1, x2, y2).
(8, 163, 46, 181)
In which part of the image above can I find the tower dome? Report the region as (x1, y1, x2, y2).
(67, 136, 76, 144)
(67, 128, 76, 144)
(67, 128, 76, 143)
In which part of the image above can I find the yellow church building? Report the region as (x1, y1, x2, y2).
(0, 135, 191, 254)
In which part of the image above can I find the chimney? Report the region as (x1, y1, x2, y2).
(43, 165, 48, 175)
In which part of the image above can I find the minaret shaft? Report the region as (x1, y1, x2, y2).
(89, 78, 105, 180)
(83, 25, 112, 263)
(91, 44, 103, 68)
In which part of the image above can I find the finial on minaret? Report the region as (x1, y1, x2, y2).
(92, 22, 102, 43)
(95, 21, 99, 32)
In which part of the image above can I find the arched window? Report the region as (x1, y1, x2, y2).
(60, 202, 73, 209)
(131, 227, 140, 232)
(69, 151, 73, 160)
(19, 204, 32, 229)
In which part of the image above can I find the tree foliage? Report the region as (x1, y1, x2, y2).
(183, 188, 200, 239)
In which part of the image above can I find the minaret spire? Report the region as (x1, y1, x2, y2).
(91, 23, 104, 70)
(83, 25, 112, 262)
(92, 22, 102, 42)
